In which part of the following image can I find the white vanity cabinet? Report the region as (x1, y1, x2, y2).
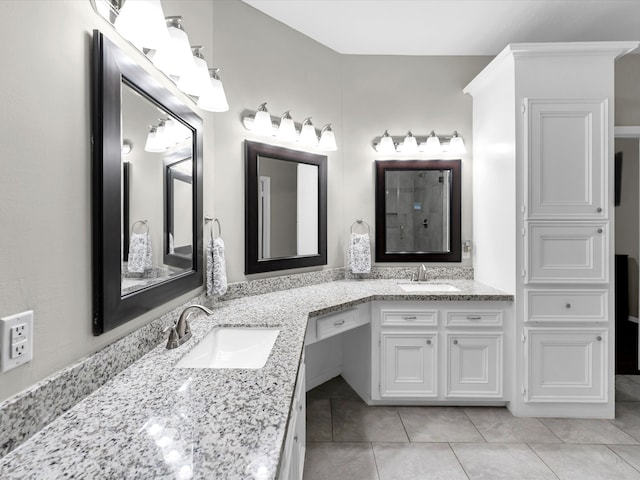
(465, 41, 639, 418)
(279, 354, 305, 480)
(371, 301, 509, 404)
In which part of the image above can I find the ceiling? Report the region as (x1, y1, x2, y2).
(241, 0, 640, 56)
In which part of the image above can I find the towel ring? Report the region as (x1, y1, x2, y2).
(350, 219, 370, 234)
(131, 219, 149, 235)
(205, 217, 222, 241)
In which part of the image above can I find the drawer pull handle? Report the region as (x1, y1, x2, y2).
(466, 316, 482, 320)
(453, 339, 458, 345)
(597, 335, 602, 342)
(426, 339, 432, 345)
(402, 316, 417, 320)
(333, 320, 345, 326)
(597, 228, 603, 234)
(294, 435, 298, 443)
(565, 303, 571, 309)
(597, 207, 602, 213)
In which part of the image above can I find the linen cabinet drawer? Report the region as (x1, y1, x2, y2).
(526, 290, 608, 322)
(446, 311, 503, 327)
(381, 309, 437, 327)
(316, 308, 358, 340)
(525, 222, 608, 283)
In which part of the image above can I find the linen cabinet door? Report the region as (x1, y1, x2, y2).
(380, 332, 437, 399)
(525, 328, 607, 403)
(525, 98, 607, 220)
(446, 333, 502, 398)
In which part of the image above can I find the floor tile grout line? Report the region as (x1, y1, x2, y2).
(369, 442, 383, 480)
(525, 442, 562, 480)
(604, 444, 640, 474)
(461, 408, 489, 443)
(447, 442, 472, 480)
(396, 408, 412, 442)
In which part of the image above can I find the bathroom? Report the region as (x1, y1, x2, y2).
(2, 0, 640, 478)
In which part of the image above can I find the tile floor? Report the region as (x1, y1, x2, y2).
(303, 375, 640, 480)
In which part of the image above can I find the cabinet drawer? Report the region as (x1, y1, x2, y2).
(526, 290, 608, 322)
(446, 311, 502, 327)
(381, 309, 437, 327)
(316, 308, 358, 340)
(525, 222, 608, 283)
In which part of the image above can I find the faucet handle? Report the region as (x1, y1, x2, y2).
(164, 325, 180, 349)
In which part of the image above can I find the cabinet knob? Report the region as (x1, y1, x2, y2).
(597, 207, 602, 213)
(467, 316, 482, 320)
(402, 316, 417, 320)
(426, 339, 432, 345)
(453, 339, 458, 345)
(565, 303, 571, 309)
(596, 335, 602, 342)
(597, 228, 603, 234)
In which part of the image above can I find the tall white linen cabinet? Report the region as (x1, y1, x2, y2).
(465, 41, 639, 418)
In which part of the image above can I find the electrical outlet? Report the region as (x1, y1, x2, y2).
(1, 310, 33, 373)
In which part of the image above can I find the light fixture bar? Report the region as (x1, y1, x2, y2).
(372, 130, 466, 156)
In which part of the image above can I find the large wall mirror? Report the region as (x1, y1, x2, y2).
(92, 31, 203, 335)
(375, 160, 461, 262)
(245, 141, 327, 274)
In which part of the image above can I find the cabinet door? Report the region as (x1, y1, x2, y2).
(525, 98, 607, 220)
(380, 332, 437, 398)
(525, 328, 607, 403)
(525, 222, 608, 283)
(446, 333, 502, 398)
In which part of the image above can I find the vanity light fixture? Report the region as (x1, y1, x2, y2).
(299, 118, 319, 147)
(177, 46, 211, 97)
(144, 125, 165, 153)
(318, 124, 338, 151)
(252, 103, 275, 136)
(373, 130, 466, 156)
(152, 16, 195, 78)
(197, 68, 229, 112)
(242, 105, 338, 151)
(113, 0, 169, 51)
(277, 111, 297, 142)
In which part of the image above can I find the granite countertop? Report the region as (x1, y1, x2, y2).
(0, 279, 512, 479)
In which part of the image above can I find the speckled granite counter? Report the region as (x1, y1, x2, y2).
(0, 279, 511, 479)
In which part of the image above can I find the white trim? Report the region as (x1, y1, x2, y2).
(615, 126, 640, 138)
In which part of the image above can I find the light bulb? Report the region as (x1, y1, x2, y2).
(144, 125, 165, 152)
(277, 111, 297, 142)
(376, 130, 396, 154)
(400, 131, 418, 154)
(318, 124, 337, 151)
(449, 131, 467, 154)
(299, 118, 318, 146)
(114, 0, 169, 50)
(152, 16, 195, 78)
(421, 131, 442, 153)
(252, 103, 274, 136)
(197, 69, 229, 112)
(177, 46, 211, 96)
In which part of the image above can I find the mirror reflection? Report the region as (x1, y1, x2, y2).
(120, 82, 193, 296)
(257, 155, 319, 260)
(385, 169, 451, 253)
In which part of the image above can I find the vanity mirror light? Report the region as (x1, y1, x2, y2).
(375, 160, 461, 262)
(92, 31, 203, 335)
(245, 141, 327, 274)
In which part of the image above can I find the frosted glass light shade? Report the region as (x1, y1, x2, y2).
(318, 124, 337, 151)
(144, 126, 165, 152)
(376, 131, 396, 154)
(197, 69, 229, 112)
(115, 0, 169, 50)
(299, 118, 318, 146)
(277, 112, 297, 142)
(152, 17, 195, 78)
(252, 104, 274, 136)
(177, 51, 210, 96)
(422, 131, 442, 153)
(449, 131, 467, 154)
(400, 131, 418, 154)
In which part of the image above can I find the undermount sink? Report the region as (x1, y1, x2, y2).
(175, 327, 280, 369)
(398, 283, 461, 292)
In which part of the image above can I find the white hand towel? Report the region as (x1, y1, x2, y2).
(207, 237, 228, 296)
(348, 232, 371, 274)
(128, 232, 153, 274)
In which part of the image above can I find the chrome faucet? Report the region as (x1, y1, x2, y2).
(413, 264, 428, 282)
(166, 304, 213, 349)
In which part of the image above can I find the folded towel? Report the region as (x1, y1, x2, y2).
(207, 237, 228, 296)
(127, 232, 153, 274)
(348, 232, 371, 274)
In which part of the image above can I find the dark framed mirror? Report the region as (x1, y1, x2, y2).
(245, 141, 327, 274)
(375, 160, 461, 262)
(92, 31, 203, 335)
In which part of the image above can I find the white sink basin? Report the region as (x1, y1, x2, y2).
(398, 283, 461, 292)
(175, 327, 280, 369)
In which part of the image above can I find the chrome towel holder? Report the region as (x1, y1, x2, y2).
(350, 219, 370, 234)
(205, 216, 222, 240)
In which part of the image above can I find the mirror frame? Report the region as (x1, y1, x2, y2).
(374, 159, 461, 263)
(92, 31, 203, 335)
(245, 141, 327, 274)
